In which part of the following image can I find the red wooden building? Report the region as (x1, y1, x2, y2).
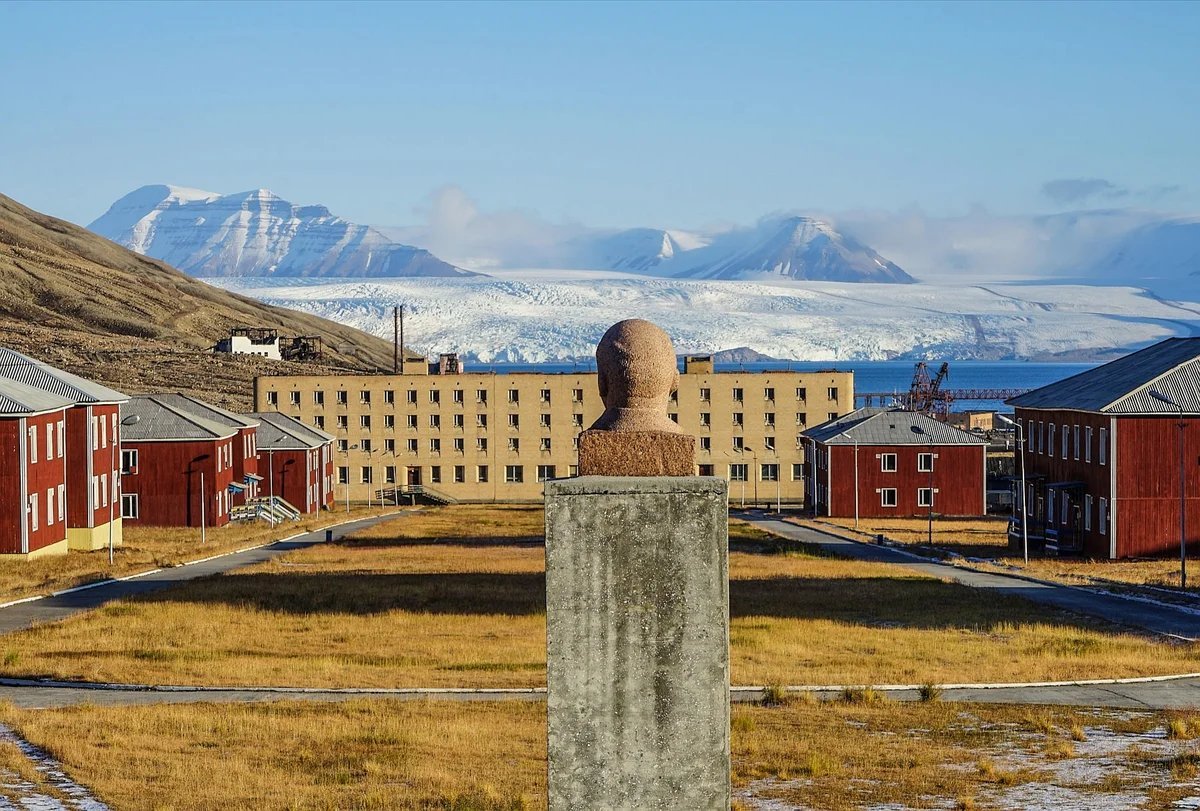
(253, 412, 335, 513)
(0, 348, 129, 551)
(120, 395, 237, 528)
(1008, 337, 1200, 559)
(0, 379, 73, 557)
(150, 394, 262, 507)
(802, 407, 988, 519)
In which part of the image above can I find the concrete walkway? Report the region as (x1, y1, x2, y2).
(0, 512, 401, 636)
(741, 514, 1200, 642)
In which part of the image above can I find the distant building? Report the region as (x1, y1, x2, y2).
(216, 328, 282, 360)
(1008, 337, 1200, 558)
(252, 412, 335, 513)
(120, 395, 238, 528)
(0, 379, 73, 557)
(0, 348, 129, 551)
(254, 354, 854, 505)
(801, 407, 988, 519)
(947, 410, 995, 433)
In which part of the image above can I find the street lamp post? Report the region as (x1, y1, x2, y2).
(1149, 389, 1187, 589)
(846, 428, 860, 530)
(109, 414, 140, 566)
(344, 443, 359, 514)
(996, 414, 1028, 565)
(911, 425, 934, 546)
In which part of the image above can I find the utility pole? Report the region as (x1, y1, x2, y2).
(1149, 390, 1187, 589)
(399, 305, 405, 374)
(393, 306, 399, 374)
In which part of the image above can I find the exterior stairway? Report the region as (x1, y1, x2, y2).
(230, 496, 303, 524)
(375, 484, 458, 506)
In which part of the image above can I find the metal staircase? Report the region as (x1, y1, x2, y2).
(230, 496, 303, 524)
(375, 484, 458, 506)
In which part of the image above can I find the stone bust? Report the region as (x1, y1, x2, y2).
(589, 319, 682, 434)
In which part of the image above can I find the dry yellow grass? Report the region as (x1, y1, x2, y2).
(1, 506, 1194, 689)
(0, 506, 405, 603)
(817, 515, 1199, 593)
(1, 698, 1193, 811)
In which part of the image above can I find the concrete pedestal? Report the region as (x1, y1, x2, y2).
(544, 476, 730, 811)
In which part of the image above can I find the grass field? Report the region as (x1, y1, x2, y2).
(0, 506, 405, 602)
(2, 698, 1197, 810)
(0, 506, 1194, 689)
(819, 515, 1198, 594)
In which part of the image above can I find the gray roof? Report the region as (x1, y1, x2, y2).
(803, 407, 988, 446)
(252, 412, 334, 450)
(1007, 338, 1200, 414)
(123, 395, 238, 441)
(0, 378, 75, 416)
(153, 393, 259, 430)
(0, 347, 128, 405)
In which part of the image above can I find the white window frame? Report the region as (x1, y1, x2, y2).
(880, 453, 897, 473)
(880, 488, 897, 508)
(1085, 426, 1093, 463)
(30, 492, 38, 531)
(58, 484, 66, 521)
(1061, 427, 1069, 460)
(1099, 497, 1108, 535)
(46, 424, 53, 462)
(917, 453, 934, 472)
(1073, 425, 1080, 460)
(917, 487, 933, 507)
(1099, 428, 1108, 465)
(46, 487, 54, 526)
(1084, 494, 1092, 531)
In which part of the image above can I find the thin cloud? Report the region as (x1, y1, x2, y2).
(1042, 178, 1128, 205)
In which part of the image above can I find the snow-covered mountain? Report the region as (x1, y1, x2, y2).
(1084, 217, 1200, 297)
(211, 274, 1200, 364)
(557, 228, 709, 272)
(89, 185, 475, 279)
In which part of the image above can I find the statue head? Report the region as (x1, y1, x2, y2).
(590, 319, 681, 433)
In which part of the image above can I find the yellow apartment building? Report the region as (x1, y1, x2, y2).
(253, 356, 853, 506)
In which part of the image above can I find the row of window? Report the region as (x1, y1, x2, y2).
(268, 385, 841, 408)
(1021, 419, 1107, 465)
(26, 485, 67, 532)
(332, 433, 809, 456)
(312, 410, 832, 433)
(337, 463, 808, 486)
(1020, 486, 1110, 536)
(26, 419, 66, 465)
(91, 412, 118, 451)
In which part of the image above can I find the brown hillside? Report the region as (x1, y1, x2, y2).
(0, 192, 397, 409)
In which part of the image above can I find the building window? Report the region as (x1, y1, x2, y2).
(764, 387, 775, 402)
(1061, 428, 1069, 460)
(453, 389, 464, 404)
(360, 391, 371, 404)
(1099, 497, 1108, 534)
(1038, 421, 1044, 453)
(429, 438, 441, 454)
(699, 436, 711, 451)
(360, 415, 371, 429)
(732, 436, 744, 451)
(384, 390, 394, 405)
(572, 413, 583, 428)
(1084, 494, 1093, 531)
(361, 439, 373, 453)
(508, 389, 519, 404)
(827, 387, 839, 401)
(700, 388, 711, 402)
(509, 414, 520, 429)
(477, 465, 489, 483)
(764, 412, 775, 428)
(537, 465, 556, 482)
(314, 416, 325, 430)
(698, 464, 714, 477)
(453, 414, 465, 429)
(430, 466, 442, 484)
(1073, 425, 1080, 460)
(796, 412, 807, 427)
(1062, 495, 1070, 525)
(121, 449, 138, 474)
(763, 436, 775, 451)
(385, 466, 397, 484)
(732, 413, 743, 427)
(729, 464, 748, 482)
(508, 437, 520, 452)
(121, 493, 138, 520)
(540, 389, 551, 404)
(536, 437, 549, 452)
(828, 412, 838, 421)
(477, 438, 488, 452)
(539, 413, 551, 428)
(700, 413, 711, 427)
(406, 390, 417, 405)
(384, 415, 395, 429)
(360, 467, 373, 484)
(573, 388, 584, 403)
(792, 463, 804, 481)
(337, 415, 348, 430)
(337, 466, 348, 484)
(407, 414, 418, 429)
(880, 453, 897, 472)
(429, 390, 440, 405)
(477, 414, 488, 429)
(453, 437, 465, 453)
(918, 488, 933, 507)
(1049, 423, 1056, 456)
(917, 453, 933, 472)
(505, 465, 524, 483)
(1048, 489, 1056, 523)
(761, 464, 779, 482)
(337, 390, 348, 405)
(429, 414, 440, 429)
(267, 391, 278, 406)
(337, 439, 349, 452)
(477, 389, 488, 404)
(880, 488, 897, 507)
(407, 439, 418, 453)
(1085, 426, 1093, 462)
(732, 388, 743, 403)
(286, 391, 299, 406)
(796, 387, 807, 401)
(1099, 428, 1107, 465)
(454, 465, 466, 483)
(384, 438, 395, 453)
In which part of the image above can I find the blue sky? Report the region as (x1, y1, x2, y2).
(2, 0, 1197, 230)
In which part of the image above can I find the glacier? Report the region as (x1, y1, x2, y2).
(211, 271, 1200, 364)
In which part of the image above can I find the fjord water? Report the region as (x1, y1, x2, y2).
(472, 360, 1097, 414)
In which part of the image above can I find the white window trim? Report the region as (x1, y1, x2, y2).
(880, 453, 897, 473)
(880, 488, 897, 508)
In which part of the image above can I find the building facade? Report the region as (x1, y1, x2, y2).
(1009, 337, 1200, 559)
(151, 394, 262, 507)
(254, 357, 853, 504)
(0, 348, 129, 551)
(0, 380, 73, 557)
(253, 412, 335, 513)
(802, 408, 988, 519)
(121, 396, 237, 528)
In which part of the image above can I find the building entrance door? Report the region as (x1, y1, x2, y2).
(406, 466, 422, 487)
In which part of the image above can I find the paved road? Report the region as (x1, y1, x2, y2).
(741, 514, 1200, 642)
(0, 513, 401, 636)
